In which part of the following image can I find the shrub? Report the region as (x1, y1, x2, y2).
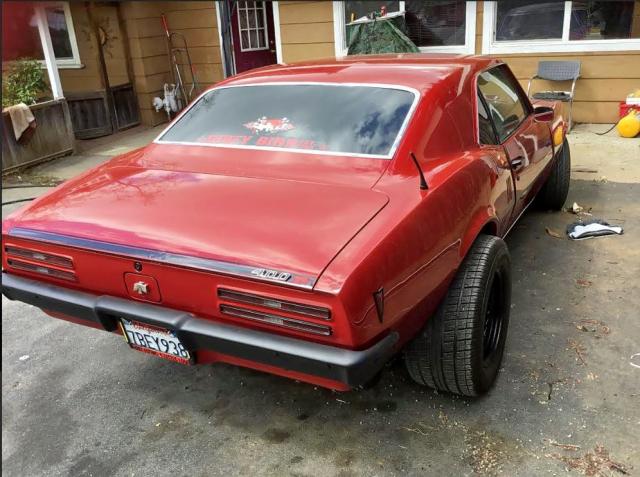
(2, 58, 48, 108)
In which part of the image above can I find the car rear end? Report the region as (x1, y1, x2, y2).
(1, 79, 421, 390)
(1, 228, 400, 390)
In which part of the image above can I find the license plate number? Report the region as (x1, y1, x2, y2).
(120, 319, 191, 364)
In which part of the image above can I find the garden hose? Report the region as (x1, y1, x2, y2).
(2, 197, 37, 206)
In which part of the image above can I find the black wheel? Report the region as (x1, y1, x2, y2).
(404, 235, 511, 397)
(537, 137, 571, 210)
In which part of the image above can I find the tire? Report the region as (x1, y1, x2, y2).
(536, 137, 571, 210)
(404, 235, 511, 397)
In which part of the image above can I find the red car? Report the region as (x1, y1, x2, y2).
(1, 55, 569, 397)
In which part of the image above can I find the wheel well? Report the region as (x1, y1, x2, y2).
(480, 221, 498, 237)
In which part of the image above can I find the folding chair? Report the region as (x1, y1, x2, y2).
(527, 61, 581, 131)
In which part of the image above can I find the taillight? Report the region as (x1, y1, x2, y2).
(4, 245, 76, 281)
(220, 304, 331, 336)
(217, 288, 332, 336)
(218, 288, 330, 320)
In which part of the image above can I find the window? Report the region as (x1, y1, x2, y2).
(477, 66, 529, 142)
(477, 93, 498, 145)
(158, 84, 417, 158)
(1, 2, 81, 67)
(237, 1, 269, 51)
(333, 1, 476, 55)
(483, 0, 640, 53)
(405, 0, 468, 47)
(344, 1, 400, 23)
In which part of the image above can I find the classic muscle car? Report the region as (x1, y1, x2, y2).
(1, 55, 570, 397)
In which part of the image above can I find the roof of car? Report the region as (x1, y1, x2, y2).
(218, 54, 498, 93)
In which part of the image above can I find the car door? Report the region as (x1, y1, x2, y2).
(478, 65, 553, 221)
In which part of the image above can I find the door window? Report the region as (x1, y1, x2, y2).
(477, 65, 529, 142)
(477, 93, 498, 145)
(237, 1, 268, 51)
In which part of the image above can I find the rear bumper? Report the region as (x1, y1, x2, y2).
(1, 272, 398, 388)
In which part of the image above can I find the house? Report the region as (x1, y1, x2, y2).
(3, 1, 639, 135)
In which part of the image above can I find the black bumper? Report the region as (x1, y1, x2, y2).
(1, 272, 398, 387)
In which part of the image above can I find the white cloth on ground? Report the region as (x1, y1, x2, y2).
(567, 222, 623, 240)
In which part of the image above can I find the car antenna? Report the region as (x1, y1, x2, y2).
(410, 152, 428, 190)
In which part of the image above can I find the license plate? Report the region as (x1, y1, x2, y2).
(120, 319, 191, 364)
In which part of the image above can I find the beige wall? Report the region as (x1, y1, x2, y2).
(59, 2, 129, 93)
(120, 1, 223, 126)
(61, 1, 224, 126)
(475, 1, 640, 123)
(278, 1, 335, 63)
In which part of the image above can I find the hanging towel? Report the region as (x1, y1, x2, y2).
(566, 219, 623, 240)
(3, 103, 36, 142)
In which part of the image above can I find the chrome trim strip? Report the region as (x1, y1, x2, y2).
(218, 287, 331, 320)
(220, 304, 332, 336)
(153, 81, 422, 160)
(7, 228, 316, 290)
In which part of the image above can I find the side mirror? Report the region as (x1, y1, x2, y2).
(533, 105, 554, 122)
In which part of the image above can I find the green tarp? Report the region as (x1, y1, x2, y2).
(346, 13, 419, 55)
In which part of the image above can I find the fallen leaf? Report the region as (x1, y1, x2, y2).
(576, 279, 592, 287)
(545, 227, 563, 239)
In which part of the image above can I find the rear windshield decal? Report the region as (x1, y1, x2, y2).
(244, 117, 295, 134)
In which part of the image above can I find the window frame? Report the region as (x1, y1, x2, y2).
(476, 64, 533, 144)
(1, 2, 82, 69)
(237, 1, 270, 52)
(476, 91, 500, 146)
(482, 0, 640, 54)
(153, 81, 422, 160)
(332, 1, 477, 56)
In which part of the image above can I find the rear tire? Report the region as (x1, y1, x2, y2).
(537, 137, 571, 210)
(404, 235, 511, 397)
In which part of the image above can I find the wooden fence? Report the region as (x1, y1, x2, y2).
(2, 99, 75, 175)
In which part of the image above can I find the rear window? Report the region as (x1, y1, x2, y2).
(157, 84, 416, 158)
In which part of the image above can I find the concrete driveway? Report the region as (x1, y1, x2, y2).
(2, 126, 639, 476)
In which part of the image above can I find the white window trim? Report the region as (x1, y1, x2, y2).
(2, 2, 82, 70)
(37, 2, 82, 68)
(333, 1, 476, 57)
(482, 1, 640, 54)
(237, 1, 270, 52)
(272, 1, 283, 64)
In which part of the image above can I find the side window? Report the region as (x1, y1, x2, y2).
(477, 93, 498, 145)
(478, 65, 529, 142)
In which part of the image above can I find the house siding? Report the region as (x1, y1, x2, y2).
(57, 0, 638, 125)
(120, 1, 223, 126)
(59, 2, 129, 93)
(278, 1, 335, 63)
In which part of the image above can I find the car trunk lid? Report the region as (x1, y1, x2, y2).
(6, 166, 388, 288)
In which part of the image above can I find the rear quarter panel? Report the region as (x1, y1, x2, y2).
(315, 151, 504, 348)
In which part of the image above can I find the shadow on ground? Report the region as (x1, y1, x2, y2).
(2, 179, 639, 476)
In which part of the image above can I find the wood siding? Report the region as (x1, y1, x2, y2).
(58, 1, 638, 125)
(59, 3, 130, 93)
(475, 1, 640, 123)
(278, 1, 335, 63)
(120, 1, 223, 126)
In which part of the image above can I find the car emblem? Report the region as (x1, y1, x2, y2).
(132, 281, 149, 295)
(251, 268, 292, 282)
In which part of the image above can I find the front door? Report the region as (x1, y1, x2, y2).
(478, 65, 553, 221)
(230, 1, 277, 74)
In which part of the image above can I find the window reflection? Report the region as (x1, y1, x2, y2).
(160, 85, 415, 157)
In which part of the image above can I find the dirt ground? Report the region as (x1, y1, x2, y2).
(2, 125, 639, 476)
